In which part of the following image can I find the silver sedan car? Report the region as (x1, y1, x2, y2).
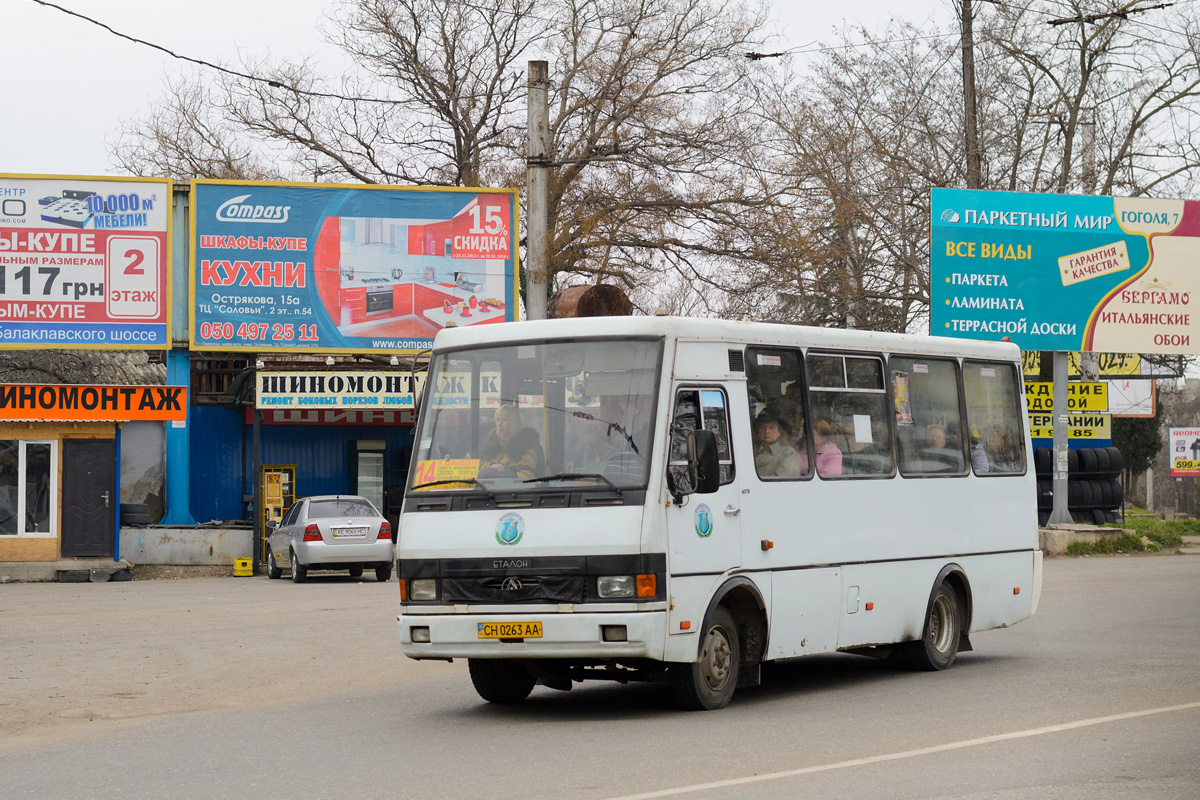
(265, 495, 394, 583)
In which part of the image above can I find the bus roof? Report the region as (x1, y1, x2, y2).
(431, 317, 1021, 362)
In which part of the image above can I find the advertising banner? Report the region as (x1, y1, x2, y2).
(1107, 378, 1155, 418)
(1028, 412, 1111, 441)
(1024, 382, 1108, 413)
(1020, 351, 1141, 377)
(1168, 428, 1200, 477)
(191, 181, 518, 353)
(0, 174, 171, 349)
(0, 383, 186, 421)
(255, 370, 423, 410)
(932, 188, 1200, 353)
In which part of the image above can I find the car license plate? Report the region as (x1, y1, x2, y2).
(331, 527, 367, 538)
(477, 621, 543, 639)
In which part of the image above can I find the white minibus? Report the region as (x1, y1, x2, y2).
(397, 317, 1042, 709)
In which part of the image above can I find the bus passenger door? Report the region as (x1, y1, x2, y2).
(665, 386, 742, 577)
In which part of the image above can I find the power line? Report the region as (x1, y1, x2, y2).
(26, 0, 504, 106)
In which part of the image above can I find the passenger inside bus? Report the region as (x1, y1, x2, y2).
(986, 427, 1022, 473)
(923, 424, 965, 471)
(797, 419, 843, 476)
(479, 404, 543, 479)
(753, 411, 801, 477)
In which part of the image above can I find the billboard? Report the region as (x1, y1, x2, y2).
(1020, 351, 1141, 377)
(0, 174, 171, 349)
(191, 181, 518, 353)
(1169, 428, 1200, 477)
(932, 188, 1200, 353)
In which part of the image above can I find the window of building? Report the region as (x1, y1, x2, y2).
(191, 356, 252, 403)
(0, 440, 57, 536)
(806, 353, 892, 478)
(890, 357, 967, 476)
(963, 361, 1026, 475)
(745, 347, 808, 480)
(669, 388, 735, 491)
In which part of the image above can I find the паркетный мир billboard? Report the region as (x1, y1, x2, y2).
(931, 188, 1200, 354)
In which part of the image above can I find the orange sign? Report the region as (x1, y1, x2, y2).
(0, 384, 187, 421)
(412, 459, 480, 489)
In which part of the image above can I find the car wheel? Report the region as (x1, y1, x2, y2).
(896, 582, 961, 671)
(670, 605, 740, 710)
(266, 549, 282, 580)
(468, 659, 536, 704)
(290, 550, 307, 584)
(375, 562, 393, 582)
(348, 565, 364, 578)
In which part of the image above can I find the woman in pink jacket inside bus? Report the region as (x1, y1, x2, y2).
(796, 419, 843, 476)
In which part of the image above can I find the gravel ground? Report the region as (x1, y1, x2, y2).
(0, 573, 419, 746)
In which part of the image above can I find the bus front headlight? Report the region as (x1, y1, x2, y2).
(597, 575, 635, 598)
(410, 578, 437, 600)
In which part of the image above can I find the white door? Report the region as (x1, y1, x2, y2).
(665, 386, 742, 576)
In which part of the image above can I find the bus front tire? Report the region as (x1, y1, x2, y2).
(897, 582, 961, 671)
(671, 605, 740, 710)
(468, 659, 537, 704)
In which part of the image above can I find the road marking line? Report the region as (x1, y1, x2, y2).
(606, 701, 1200, 800)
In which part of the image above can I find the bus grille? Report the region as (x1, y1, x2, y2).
(442, 576, 586, 603)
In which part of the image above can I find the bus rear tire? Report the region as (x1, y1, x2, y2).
(468, 659, 537, 704)
(897, 583, 961, 671)
(671, 606, 740, 710)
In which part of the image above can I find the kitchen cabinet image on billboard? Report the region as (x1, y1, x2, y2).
(190, 181, 519, 353)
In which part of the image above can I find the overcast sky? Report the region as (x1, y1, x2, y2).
(3, 0, 953, 178)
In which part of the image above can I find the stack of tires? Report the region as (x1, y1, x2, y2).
(1034, 446, 1124, 526)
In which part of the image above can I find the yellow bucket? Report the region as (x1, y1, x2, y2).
(233, 557, 253, 577)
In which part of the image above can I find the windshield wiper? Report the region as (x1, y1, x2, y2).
(410, 478, 496, 501)
(523, 473, 623, 495)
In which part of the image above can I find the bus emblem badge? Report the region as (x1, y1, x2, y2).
(694, 504, 713, 538)
(496, 512, 524, 546)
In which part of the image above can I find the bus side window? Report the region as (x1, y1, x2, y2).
(806, 353, 893, 478)
(891, 357, 967, 477)
(963, 361, 1026, 475)
(669, 388, 735, 491)
(745, 346, 808, 479)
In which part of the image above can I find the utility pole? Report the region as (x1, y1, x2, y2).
(961, 0, 982, 189)
(525, 60, 550, 320)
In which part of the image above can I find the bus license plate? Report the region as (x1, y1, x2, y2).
(477, 621, 543, 639)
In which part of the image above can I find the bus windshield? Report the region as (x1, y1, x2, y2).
(411, 338, 663, 493)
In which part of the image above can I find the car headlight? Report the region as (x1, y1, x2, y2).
(410, 578, 437, 600)
(597, 575, 635, 599)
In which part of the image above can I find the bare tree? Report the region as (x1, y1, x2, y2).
(738, 1, 1200, 334)
(982, 0, 1200, 197)
(113, 0, 776, 314)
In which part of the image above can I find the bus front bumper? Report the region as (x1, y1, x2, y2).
(399, 610, 667, 660)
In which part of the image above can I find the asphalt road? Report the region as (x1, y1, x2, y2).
(2, 555, 1198, 799)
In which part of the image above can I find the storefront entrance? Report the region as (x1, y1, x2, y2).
(61, 439, 116, 558)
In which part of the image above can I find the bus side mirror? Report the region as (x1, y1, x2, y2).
(688, 429, 720, 494)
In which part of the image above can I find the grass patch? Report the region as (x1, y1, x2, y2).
(1102, 517, 1187, 548)
(1066, 533, 1149, 556)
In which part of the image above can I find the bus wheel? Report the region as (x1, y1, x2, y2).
(672, 606, 740, 710)
(900, 583, 961, 671)
(468, 659, 537, 704)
